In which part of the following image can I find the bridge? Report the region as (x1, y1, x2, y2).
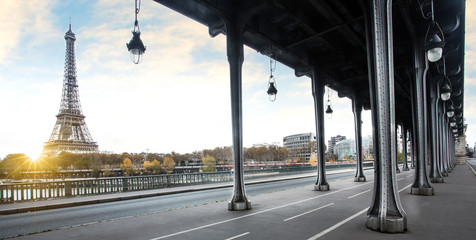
(144, 0, 466, 233)
(0, 0, 468, 238)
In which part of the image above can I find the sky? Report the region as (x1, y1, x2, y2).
(0, 0, 473, 159)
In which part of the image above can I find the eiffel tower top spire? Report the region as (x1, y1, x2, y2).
(43, 23, 98, 155)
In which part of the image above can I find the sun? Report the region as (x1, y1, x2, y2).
(26, 147, 44, 163)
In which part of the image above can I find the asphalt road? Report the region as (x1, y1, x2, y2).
(0, 170, 371, 239)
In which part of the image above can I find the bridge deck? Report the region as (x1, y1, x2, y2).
(9, 162, 476, 240)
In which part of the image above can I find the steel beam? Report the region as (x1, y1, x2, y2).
(352, 96, 366, 182)
(364, 0, 406, 233)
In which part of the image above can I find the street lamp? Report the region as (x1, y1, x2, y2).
(450, 117, 456, 127)
(266, 49, 279, 102)
(325, 88, 333, 118)
(425, 24, 445, 62)
(126, 0, 146, 64)
(267, 77, 278, 102)
(446, 103, 455, 118)
(423, 0, 445, 62)
(440, 81, 451, 101)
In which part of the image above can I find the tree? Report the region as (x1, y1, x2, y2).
(151, 159, 162, 174)
(121, 158, 134, 176)
(163, 156, 176, 173)
(143, 160, 153, 174)
(91, 164, 101, 178)
(201, 155, 216, 172)
(277, 147, 289, 162)
(143, 159, 162, 174)
(0, 153, 31, 179)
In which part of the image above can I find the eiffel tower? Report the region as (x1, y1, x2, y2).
(43, 24, 98, 155)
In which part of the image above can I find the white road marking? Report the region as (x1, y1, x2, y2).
(149, 182, 373, 239)
(307, 208, 369, 240)
(225, 232, 250, 240)
(347, 189, 371, 199)
(307, 183, 412, 239)
(398, 183, 412, 193)
(283, 203, 334, 222)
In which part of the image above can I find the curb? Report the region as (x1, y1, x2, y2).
(467, 162, 476, 176)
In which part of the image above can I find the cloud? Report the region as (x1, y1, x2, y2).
(0, 0, 60, 64)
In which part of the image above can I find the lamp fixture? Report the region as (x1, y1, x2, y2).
(325, 87, 333, 118)
(422, 0, 445, 62)
(126, 0, 146, 64)
(425, 23, 445, 62)
(440, 80, 452, 101)
(266, 48, 279, 102)
(450, 117, 456, 127)
(446, 103, 455, 118)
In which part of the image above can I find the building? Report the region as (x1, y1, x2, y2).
(362, 135, 374, 159)
(283, 133, 315, 161)
(334, 139, 356, 160)
(328, 135, 346, 154)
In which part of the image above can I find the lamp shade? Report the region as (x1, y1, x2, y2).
(127, 31, 146, 64)
(446, 104, 455, 118)
(440, 82, 451, 101)
(267, 82, 278, 101)
(425, 23, 445, 62)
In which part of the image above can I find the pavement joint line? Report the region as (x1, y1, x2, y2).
(149, 181, 374, 240)
(283, 202, 334, 222)
(347, 189, 371, 199)
(224, 232, 250, 240)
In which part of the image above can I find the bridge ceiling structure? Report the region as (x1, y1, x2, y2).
(153, 0, 465, 131)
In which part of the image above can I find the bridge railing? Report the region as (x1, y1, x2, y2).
(0, 162, 372, 203)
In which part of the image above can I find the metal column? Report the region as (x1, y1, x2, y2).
(311, 69, 329, 191)
(365, 0, 406, 232)
(402, 125, 409, 171)
(225, 13, 251, 211)
(429, 78, 444, 183)
(410, 39, 433, 196)
(439, 104, 449, 177)
(352, 96, 366, 182)
(395, 125, 400, 173)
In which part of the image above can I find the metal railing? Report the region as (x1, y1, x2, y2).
(0, 162, 372, 203)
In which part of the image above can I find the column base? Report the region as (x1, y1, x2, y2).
(354, 176, 366, 182)
(396, 169, 401, 173)
(402, 167, 409, 171)
(314, 184, 330, 191)
(430, 177, 444, 183)
(441, 172, 448, 177)
(411, 186, 434, 196)
(366, 215, 407, 233)
(228, 200, 251, 211)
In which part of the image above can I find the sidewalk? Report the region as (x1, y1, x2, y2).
(0, 168, 358, 215)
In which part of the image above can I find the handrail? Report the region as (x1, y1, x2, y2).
(0, 163, 372, 203)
